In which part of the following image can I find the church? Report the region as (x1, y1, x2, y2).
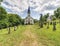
(24, 7, 34, 25)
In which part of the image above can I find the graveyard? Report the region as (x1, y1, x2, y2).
(0, 0, 60, 46)
(0, 23, 60, 46)
(0, 5, 60, 46)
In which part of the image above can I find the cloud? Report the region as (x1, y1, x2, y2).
(2, 0, 28, 13)
(32, 0, 60, 14)
(1, 0, 60, 19)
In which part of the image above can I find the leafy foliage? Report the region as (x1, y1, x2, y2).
(39, 14, 44, 28)
(0, 6, 22, 29)
(43, 13, 49, 21)
(54, 7, 60, 18)
(0, 6, 7, 14)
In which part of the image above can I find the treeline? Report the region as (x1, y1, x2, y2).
(39, 7, 60, 31)
(0, 6, 23, 30)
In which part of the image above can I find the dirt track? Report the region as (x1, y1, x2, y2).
(20, 25, 44, 46)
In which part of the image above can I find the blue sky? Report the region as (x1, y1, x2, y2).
(1, 0, 60, 20)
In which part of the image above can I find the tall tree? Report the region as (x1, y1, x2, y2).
(44, 13, 49, 25)
(39, 14, 44, 28)
(8, 14, 21, 31)
(44, 13, 49, 21)
(0, 6, 7, 29)
(0, 6, 22, 34)
(54, 7, 60, 18)
(52, 16, 56, 31)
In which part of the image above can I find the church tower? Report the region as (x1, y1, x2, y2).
(28, 7, 30, 17)
(24, 0, 34, 25)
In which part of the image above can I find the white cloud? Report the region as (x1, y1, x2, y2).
(1, 0, 60, 18)
(2, 0, 28, 13)
(32, 0, 60, 14)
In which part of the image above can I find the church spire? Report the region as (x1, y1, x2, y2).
(28, 6, 30, 16)
(27, 0, 30, 16)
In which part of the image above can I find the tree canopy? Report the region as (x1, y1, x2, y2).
(0, 6, 22, 29)
(54, 7, 60, 18)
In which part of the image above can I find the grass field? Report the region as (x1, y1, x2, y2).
(0, 23, 60, 46)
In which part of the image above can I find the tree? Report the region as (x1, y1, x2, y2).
(44, 13, 49, 21)
(39, 14, 44, 28)
(0, 6, 7, 14)
(21, 19, 24, 25)
(14, 14, 21, 26)
(54, 7, 60, 18)
(44, 13, 49, 25)
(8, 14, 21, 31)
(52, 16, 56, 31)
(0, 6, 8, 29)
(0, 6, 22, 34)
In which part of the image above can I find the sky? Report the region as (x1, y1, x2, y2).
(1, 0, 60, 20)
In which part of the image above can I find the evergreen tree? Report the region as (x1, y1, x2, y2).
(39, 14, 43, 28)
(52, 16, 56, 31)
(43, 13, 49, 26)
(54, 7, 60, 18)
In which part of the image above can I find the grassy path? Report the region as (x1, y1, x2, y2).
(0, 24, 60, 46)
(20, 25, 44, 46)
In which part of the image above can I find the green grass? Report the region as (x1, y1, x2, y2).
(0, 24, 60, 46)
(0, 25, 26, 46)
(32, 23, 60, 46)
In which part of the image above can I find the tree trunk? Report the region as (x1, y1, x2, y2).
(53, 22, 56, 31)
(40, 22, 43, 28)
(47, 22, 49, 29)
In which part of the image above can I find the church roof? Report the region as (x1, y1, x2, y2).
(25, 16, 33, 19)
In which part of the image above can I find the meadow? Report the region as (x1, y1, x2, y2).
(0, 23, 60, 46)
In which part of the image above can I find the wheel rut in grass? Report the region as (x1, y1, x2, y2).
(20, 25, 44, 46)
